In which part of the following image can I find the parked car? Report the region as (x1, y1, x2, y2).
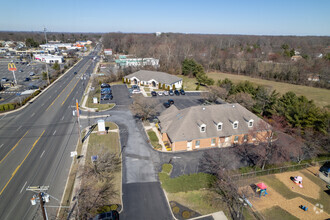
(163, 91, 169, 96)
(131, 85, 139, 90)
(174, 90, 180, 96)
(24, 77, 30, 82)
(74, 71, 77, 75)
(168, 99, 174, 105)
(19, 69, 23, 72)
(93, 210, 119, 220)
(151, 91, 157, 97)
(29, 72, 35, 76)
(163, 102, 171, 108)
(132, 89, 142, 94)
(101, 94, 113, 100)
(101, 83, 111, 88)
(101, 88, 112, 95)
(158, 91, 163, 96)
(1, 78, 9, 82)
(169, 90, 174, 96)
(28, 85, 39, 90)
(180, 89, 185, 95)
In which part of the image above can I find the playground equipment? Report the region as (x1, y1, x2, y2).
(293, 176, 303, 188)
(300, 205, 308, 211)
(256, 182, 268, 197)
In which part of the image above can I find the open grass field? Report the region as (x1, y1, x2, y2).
(241, 166, 330, 220)
(88, 122, 121, 205)
(207, 72, 330, 107)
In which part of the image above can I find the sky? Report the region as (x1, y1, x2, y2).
(0, 0, 329, 36)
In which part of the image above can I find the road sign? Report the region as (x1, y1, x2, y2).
(70, 151, 77, 157)
(8, 63, 17, 71)
(16, 93, 21, 96)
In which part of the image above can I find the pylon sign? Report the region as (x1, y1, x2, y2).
(8, 63, 17, 71)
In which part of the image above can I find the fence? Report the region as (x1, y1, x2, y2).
(232, 160, 329, 181)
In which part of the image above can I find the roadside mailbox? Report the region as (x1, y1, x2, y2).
(93, 97, 98, 104)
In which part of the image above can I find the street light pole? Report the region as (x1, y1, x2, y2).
(45, 63, 50, 85)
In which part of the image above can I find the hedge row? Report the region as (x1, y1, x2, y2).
(0, 89, 41, 112)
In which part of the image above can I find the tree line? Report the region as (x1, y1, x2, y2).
(102, 32, 330, 89)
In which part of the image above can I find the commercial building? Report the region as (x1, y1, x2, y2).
(34, 54, 64, 64)
(115, 56, 159, 68)
(104, 49, 112, 55)
(124, 70, 182, 89)
(157, 104, 271, 151)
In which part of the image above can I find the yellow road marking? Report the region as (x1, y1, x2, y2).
(0, 130, 45, 196)
(0, 130, 29, 164)
(46, 76, 76, 111)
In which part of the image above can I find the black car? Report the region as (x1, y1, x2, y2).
(101, 88, 112, 95)
(174, 90, 180, 96)
(101, 83, 111, 88)
(163, 102, 171, 108)
(169, 90, 174, 96)
(93, 210, 119, 220)
(168, 99, 174, 105)
(180, 89, 185, 95)
(74, 71, 77, 75)
(24, 77, 30, 82)
(151, 91, 157, 97)
(101, 94, 113, 100)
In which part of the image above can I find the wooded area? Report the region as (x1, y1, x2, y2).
(102, 33, 330, 88)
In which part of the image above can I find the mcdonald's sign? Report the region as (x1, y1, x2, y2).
(8, 63, 17, 71)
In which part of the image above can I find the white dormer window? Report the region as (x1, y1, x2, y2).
(233, 121, 239, 129)
(248, 119, 254, 127)
(200, 124, 206, 132)
(217, 122, 223, 131)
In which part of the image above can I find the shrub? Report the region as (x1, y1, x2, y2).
(147, 130, 158, 142)
(182, 211, 191, 219)
(172, 206, 180, 214)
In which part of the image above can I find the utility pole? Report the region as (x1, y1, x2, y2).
(26, 186, 49, 220)
(43, 27, 50, 84)
(44, 27, 48, 44)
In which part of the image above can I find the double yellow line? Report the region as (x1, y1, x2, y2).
(0, 130, 45, 196)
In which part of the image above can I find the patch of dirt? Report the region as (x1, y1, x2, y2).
(249, 185, 285, 210)
(305, 166, 320, 176)
(275, 171, 321, 199)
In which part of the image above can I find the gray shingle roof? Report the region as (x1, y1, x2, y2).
(124, 70, 182, 85)
(158, 103, 268, 142)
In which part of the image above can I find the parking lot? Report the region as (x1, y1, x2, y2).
(0, 58, 57, 104)
(99, 84, 133, 106)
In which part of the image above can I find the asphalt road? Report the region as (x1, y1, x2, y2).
(0, 46, 100, 219)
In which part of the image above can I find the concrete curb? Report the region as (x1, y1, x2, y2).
(0, 58, 83, 116)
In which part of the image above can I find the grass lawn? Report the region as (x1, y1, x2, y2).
(167, 190, 229, 216)
(178, 75, 207, 91)
(87, 88, 115, 111)
(87, 122, 121, 205)
(147, 129, 161, 150)
(207, 71, 330, 107)
(261, 206, 299, 220)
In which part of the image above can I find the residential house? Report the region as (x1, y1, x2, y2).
(307, 74, 320, 82)
(291, 55, 302, 61)
(115, 56, 159, 68)
(157, 104, 271, 151)
(124, 70, 182, 89)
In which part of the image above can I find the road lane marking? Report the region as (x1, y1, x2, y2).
(16, 125, 22, 131)
(61, 116, 64, 121)
(0, 114, 6, 120)
(0, 130, 45, 196)
(61, 76, 81, 105)
(41, 103, 45, 106)
(0, 130, 29, 164)
(31, 112, 35, 117)
(53, 130, 56, 135)
(46, 75, 76, 111)
(40, 150, 45, 158)
(20, 181, 27, 194)
(0, 144, 3, 149)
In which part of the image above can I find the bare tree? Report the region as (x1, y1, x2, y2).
(202, 86, 228, 103)
(130, 95, 159, 120)
(199, 150, 248, 220)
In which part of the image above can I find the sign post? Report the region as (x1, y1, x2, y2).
(8, 63, 17, 85)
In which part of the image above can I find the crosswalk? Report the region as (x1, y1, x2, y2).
(0, 91, 21, 94)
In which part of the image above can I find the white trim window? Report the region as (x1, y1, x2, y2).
(200, 124, 206, 132)
(195, 140, 200, 148)
(217, 122, 223, 131)
(234, 136, 239, 143)
(233, 121, 239, 129)
(211, 138, 216, 146)
(248, 119, 254, 127)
